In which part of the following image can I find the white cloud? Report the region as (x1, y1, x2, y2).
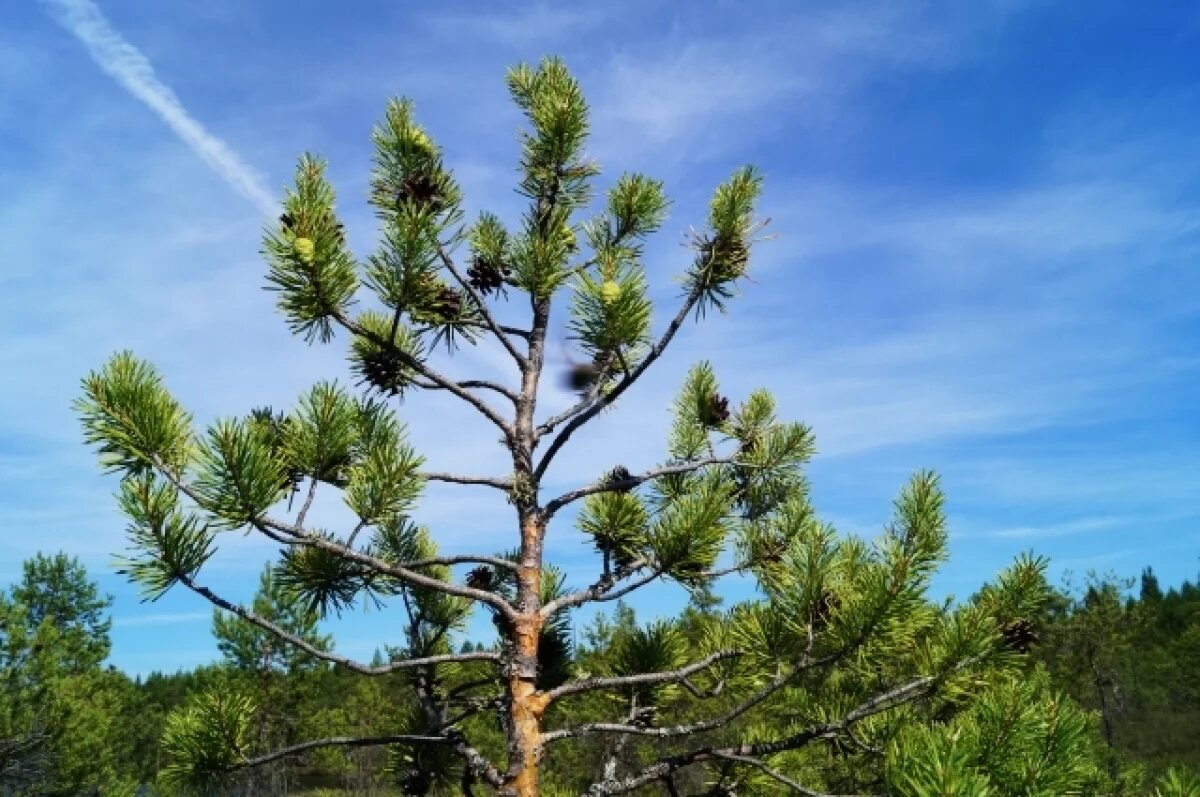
(41, 0, 276, 215)
(112, 611, 210, 628)
(957, 516, 1130, 540)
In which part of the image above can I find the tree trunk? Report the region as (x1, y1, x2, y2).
(502, 515, 549, 796)
(503, 641, 548, 796)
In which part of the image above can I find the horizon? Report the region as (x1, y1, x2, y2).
(2, 0, 1198, 677)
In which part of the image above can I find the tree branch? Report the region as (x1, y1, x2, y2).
(400, 554, 519, 572)
(438, 245, 528, 369)
(547, 649, 741, 702)
(499, 325, 531, 340)
(235, 734, 449, 770)
(534, 281, 705, 481)
(332, 309, 515, 436)
(543, 456, 731, 517)
(544, 660, 794, 744)
(540, 561, 661, 616)
(294, 477, 318, 528)
(258, 514, 520, 618)
(413, 377, 520, 405)
(583, 663, 981, 795)
(151, 457, 522, 620)
(177, 571, 499, 675)
(708, 752, 868, 797)
(422, 471, 514, 490)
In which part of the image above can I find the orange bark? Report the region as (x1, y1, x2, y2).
(501, 514, 549, 796)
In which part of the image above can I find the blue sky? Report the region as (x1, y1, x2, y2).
(1, 0, 1197, 676)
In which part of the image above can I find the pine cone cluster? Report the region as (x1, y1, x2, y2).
(466, 566, 494, 591)
(428, 285, 463, 322)
(397, 173, 443, 210)
(704, 393, 730, 426)
(758, 533, 789, 564)
(356, 346, 406, 396)
(812, 589, 839, 629)
(467, 256, 509, 296)
(602, 465, 634, 491)
(1001, 618, 1038, 653)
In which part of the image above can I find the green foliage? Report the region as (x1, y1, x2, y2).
(276, 534, 380, 619)
(611, 621, 686, 702)
(888, 671, 1093, 796)
(213, 564, 332, 673)
(647, 472, 734, 585)
(193, 417, 288, 527)
(264, 155, 359, 343)
(348, 309, 426, 396)
(577, 490, 647, 569)
(1034, 568, 1200, 790)
(686, 165, 766, 315)
(504, 58, 597, 297)
(76, 351, 193, 475)
(115, 474, 215, 600)
(1157, 767, 1200, 797)
(160, 685, 256, 795)
(344, 400, 424, 525)
(0, 556, 143, 796)
(10, 553, 112, 670)
(287, 381, 360, 485)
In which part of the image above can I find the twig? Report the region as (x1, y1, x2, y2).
(548, 649, 740, 701)
(543, 457, 731, 517)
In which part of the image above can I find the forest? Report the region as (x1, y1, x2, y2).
(1, 553, 1198, 794)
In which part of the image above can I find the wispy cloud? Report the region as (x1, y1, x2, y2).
(423, 3, 609, 48)
(112, 611, 210, 628)
(40, 0, 275, 214)
(958, 516, 1130, 540)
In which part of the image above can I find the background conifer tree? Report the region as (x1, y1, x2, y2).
(77, 57, 1091, 796)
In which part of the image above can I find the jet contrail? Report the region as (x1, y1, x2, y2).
(42, 0, 277, 215)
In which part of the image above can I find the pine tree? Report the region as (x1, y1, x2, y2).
(77, 57, 1078, 796)
(212, 564, 333, 795)
(0, 555, 140, 795)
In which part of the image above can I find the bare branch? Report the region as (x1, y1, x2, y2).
(235, 734, 449, 770)
(258, 514, 519, 618)
(548, 649, 740, 702)
(540, 561, 661, 616)
(534, 282, 705, 481)
(151, 457, 521, 620)
(499, 325, 531, 340)
(294, 477, 318, 528)
(422, 471, 514, 490)
(543, 456, 731, 517)
(400, 554, 519, 572)
(534, 400, 590, 440)
(177, 572, 500, 675)
(413, 377, 520, 404)
(438, 245, 528, 368)
(332, 309, 514, 436)
(708, 752, 863, 797)
(703, 565, 750, 579)
(545, 661, 794, 744)
(583, 663, 980, 795)
(177, 472, 512, 614)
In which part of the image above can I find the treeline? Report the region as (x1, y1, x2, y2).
(2, 552, 1198, 795)
(1035, 568, 1200, 786)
